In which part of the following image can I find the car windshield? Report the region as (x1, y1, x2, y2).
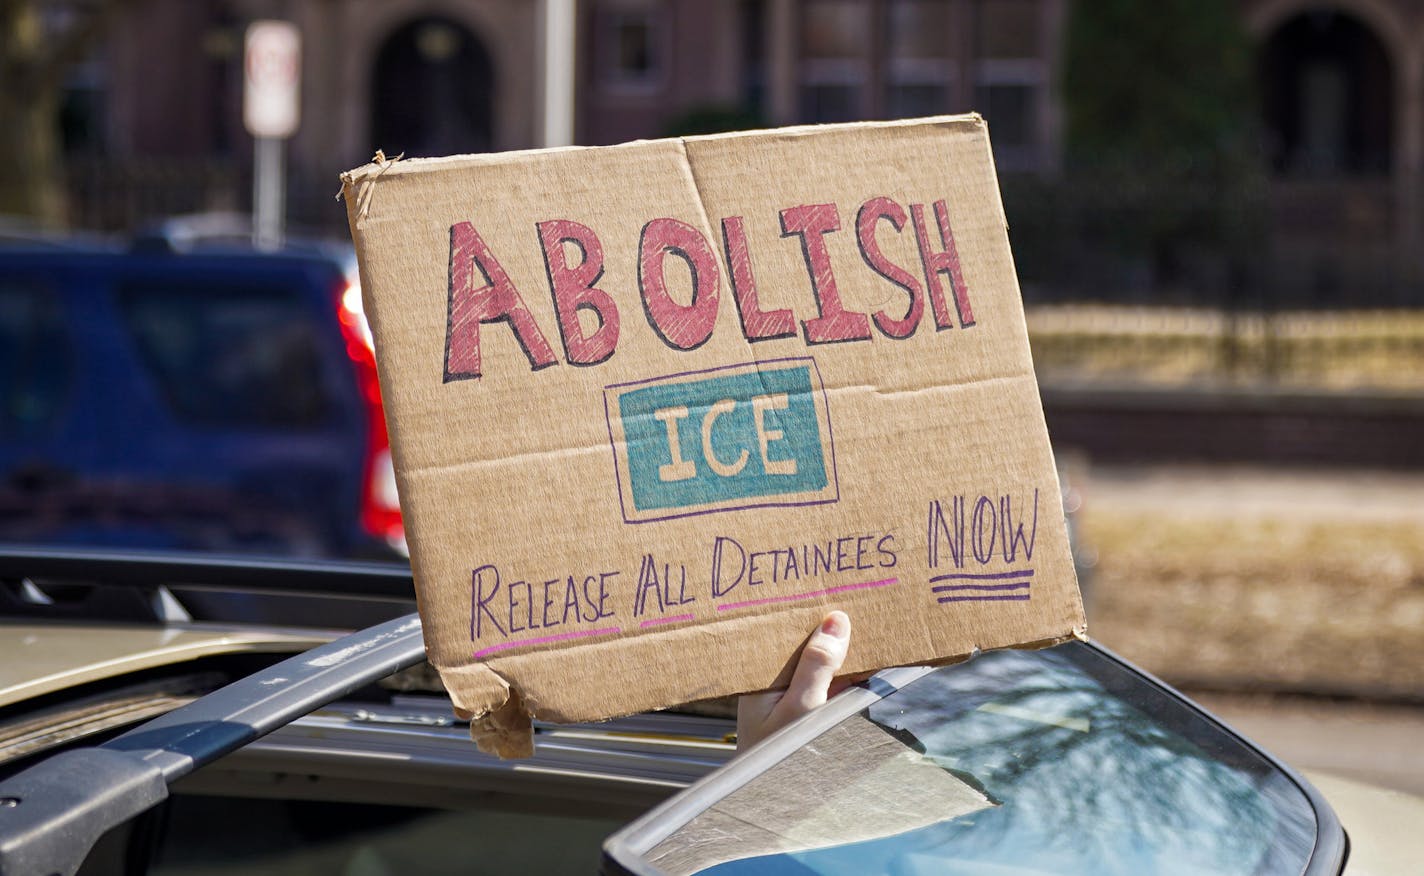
(640, 643, 1318, 876)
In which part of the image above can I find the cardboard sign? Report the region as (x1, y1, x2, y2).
(341, 116, 1086, 757)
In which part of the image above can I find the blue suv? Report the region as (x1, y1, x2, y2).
(0, 226, 403, 558)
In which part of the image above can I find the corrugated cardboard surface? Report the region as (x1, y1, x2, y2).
(342, 116, 1085, 757)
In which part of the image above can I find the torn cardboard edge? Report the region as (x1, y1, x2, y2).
(339, 115, 1003, 237)
(341, 114, 990, 185)
(341, 114, 1086, 760)
(444, 622, 1089, 758)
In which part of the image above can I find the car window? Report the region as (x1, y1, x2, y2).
(0, 280, 73, 437)
(117, 283, 330, 428)
(141, 794, 628, 876)
(634, 644, 1319, 876)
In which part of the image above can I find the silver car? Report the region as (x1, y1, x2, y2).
(0, 549, 1417, 875)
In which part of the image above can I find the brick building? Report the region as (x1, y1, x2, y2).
(84, 1, 1063, 190)
(56, 0, 1424, 295)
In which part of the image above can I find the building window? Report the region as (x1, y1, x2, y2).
(973, 0, 1045, 172)
(978, 0, 1041, 58)
(59, 58, 109, 156)
(885, 0, 954, 119)
(792, 0, 1047, 168)
(599, 4, 664, 92)
(800, 0, 869, 122)
(799, 0, 954, 123)
(974, 61, 1042, 167)
(371, 18, 494, 157)
(1260, 11, 1393, 177)
(741, 0, 768, 114)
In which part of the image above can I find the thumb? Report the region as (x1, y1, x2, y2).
(774, 611, 851, 719)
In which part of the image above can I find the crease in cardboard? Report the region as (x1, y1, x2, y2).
(676, 136, 785, 420)
(671, 138, 720, 261)
(397, 368, 1039, 481)
(447, 611, 811, 732)
(831, 369, 1035, 400)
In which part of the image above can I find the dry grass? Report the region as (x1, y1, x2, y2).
(1084, 508, 1424, 700)
(1027, 305, 1424, 390)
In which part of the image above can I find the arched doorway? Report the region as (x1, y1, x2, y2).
(1259, 10, 1393, 176)
(370, 18, 494, 157)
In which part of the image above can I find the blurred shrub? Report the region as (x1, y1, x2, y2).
(1044, 0, 1267, 305)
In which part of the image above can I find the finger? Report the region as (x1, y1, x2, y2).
(828, 669, 875, 697)
(736, 690, 778, 746)
(775, 611, 850, 719)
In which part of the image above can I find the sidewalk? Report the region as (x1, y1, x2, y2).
(1085, 463, 1424, 523)
(1191, 692, 1424, 797)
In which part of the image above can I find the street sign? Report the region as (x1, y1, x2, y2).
(244, 20, 301, 139)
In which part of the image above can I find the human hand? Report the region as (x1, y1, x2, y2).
(736, 611, 851, 752)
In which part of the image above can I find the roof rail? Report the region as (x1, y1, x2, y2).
(0, 546, 415, 627)
(0, 613, 426, 876)
(0, 546, 413, 600)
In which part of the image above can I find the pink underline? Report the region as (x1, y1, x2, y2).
(640, 613, 696, 628)
(473, 625, 621, 659)
(716, 577, 898, 612)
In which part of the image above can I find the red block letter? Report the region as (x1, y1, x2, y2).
(780, 204, 871, 345)
(856, 197, 924, 339)
(911, 200, 975, 329)
(446, 221, 557, 380)
(538, 219, 620, 366)
(638, 218, 721, 350)
(721, 216, 796, 342)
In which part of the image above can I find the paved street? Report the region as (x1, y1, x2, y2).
(1191, 692, 1424, 798)
(1083, 463, 1424, 524)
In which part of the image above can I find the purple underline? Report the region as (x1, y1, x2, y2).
(929, 569, 1035, 583)
(473, 625, 621, 659)
(938, 594, 1032, 603)
(640, 613, 695, 628)
(932, 581, 1032, 593)
(716, 577, 897, 612)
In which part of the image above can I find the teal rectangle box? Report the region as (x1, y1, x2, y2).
(610, 361, 832, 517)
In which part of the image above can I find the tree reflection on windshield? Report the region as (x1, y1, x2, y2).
(694, 644, 1317, 876)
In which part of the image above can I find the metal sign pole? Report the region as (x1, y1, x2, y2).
(244, 20, 301, 250)
(540, 0, 576, 147)
(253, 136, 285, 250)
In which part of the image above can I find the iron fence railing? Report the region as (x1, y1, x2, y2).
(47, 160, 1424, 392)
(60, 158, 347, 236)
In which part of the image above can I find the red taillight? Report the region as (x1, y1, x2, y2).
(336, 278, 405, 553)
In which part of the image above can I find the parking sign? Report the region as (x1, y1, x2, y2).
(244, 20, 301, 139)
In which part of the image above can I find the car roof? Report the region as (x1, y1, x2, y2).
(0, 622, 332, 709)
(0, 213, 353, 263)
(0, 549, 417, 709)
(0, 612, 428, 876)
(0, 242, 347, 268)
